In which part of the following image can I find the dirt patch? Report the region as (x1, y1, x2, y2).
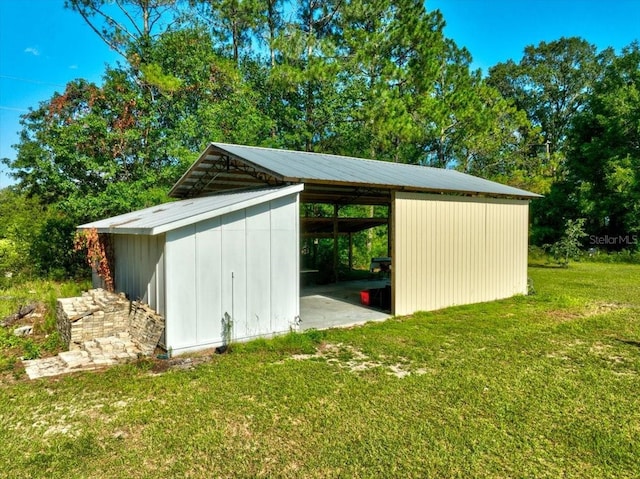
(1, 301, 45, 328)
(589, 341, 631, 366)
(546, 301, 633, 322)
(148, 350, 216, 374)
(7, 393, 131, 440)
(289, 342, 428, 378)
(584, 302, 634, 316)
(546, 310, 581, 322)
(547, 338, 637, 375)
(1, 302, 47, 333)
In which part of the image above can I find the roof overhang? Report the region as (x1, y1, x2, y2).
(169, 143, 543, 205)
(79, 184, 304, 235)
(169, 144, 285, 198)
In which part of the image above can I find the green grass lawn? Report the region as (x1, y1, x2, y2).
(1, 263, 639, 478)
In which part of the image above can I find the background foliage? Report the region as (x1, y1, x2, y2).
(1, 0, 638, 281)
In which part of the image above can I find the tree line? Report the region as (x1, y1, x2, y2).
(1, 0, 638, 281)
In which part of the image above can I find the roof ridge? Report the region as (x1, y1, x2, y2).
(172, 142, 542, 200)
(211, 142, 445, 172)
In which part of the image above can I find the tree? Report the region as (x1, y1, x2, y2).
(6, 72, 181, 206)
(452, 82, 548, 193)
(8, 79, 120, 203)
(5, 23, 277, 278)
(487, 37, 611, 175)
(563, 43, 640, 245)
(16, 0, 636, 276)
(267, 0, 344, 152)
(65, 0, 178, 62)
(6, 27, 272, 214)
(336, 0, 449, 163)
(421, 40, 544, 184)
(0, 188, 49, 282)
(545, 218, 587, 266)
(195, 0, 264, 63)
(336, 0, 540, 180)
(260, 0, 285, 68)
(145, 27, 274, 150)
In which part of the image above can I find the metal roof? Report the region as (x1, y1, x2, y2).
(78, 185, 304, 235)
(169, 143, 541, 203)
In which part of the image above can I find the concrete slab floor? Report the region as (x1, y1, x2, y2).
(299, 279, 392, 331)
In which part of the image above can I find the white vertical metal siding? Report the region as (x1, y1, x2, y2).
(393, 192, 529, 316)
(164, 226, 198, 350)
(245, 201, 273, 337)
(269, 194, 300, 333)
(195, 217, 223, 346)
(220, 209, 248, 345)
(164, 192, 300, 354)
(112, 234, 165, 316)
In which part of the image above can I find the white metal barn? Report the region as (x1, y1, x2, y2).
(170, 143, 540, 317)
(79, 185, 303, 354)
(80, 143, 540, 354)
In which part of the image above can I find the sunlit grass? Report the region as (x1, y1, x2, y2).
(0, 279, 91, 369)
(0, 263, 639, 478)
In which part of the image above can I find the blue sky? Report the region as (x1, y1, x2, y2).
(1, 0, 639, 188)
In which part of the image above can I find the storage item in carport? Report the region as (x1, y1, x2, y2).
(360, 290, 370, 306)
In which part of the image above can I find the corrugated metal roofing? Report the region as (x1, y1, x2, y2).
(78, 184, 304, 235)
(169, 143, 542, 200)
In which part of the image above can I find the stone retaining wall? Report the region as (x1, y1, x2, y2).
(128, 302, 165, 355)
(57, 289, 165, 354)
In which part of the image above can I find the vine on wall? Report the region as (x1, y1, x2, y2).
(73, 228, 115, 291)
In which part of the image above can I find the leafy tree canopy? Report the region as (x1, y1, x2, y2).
(564, 42, 640, 242)
(2, 2, 638, 281)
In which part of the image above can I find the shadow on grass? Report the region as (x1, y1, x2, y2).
(528, 263, 568, 269)
(616, 339, 640, 348)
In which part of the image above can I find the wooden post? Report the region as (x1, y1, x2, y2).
(333, 204, 339, 283)
(348, 232, 353, 271)
(387, 206, 392, 257)
(389, 197, 395, 314)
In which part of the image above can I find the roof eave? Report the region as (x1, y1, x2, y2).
(169, 143, 288, 198)
(297, 178, 541, 200)
(168, 143, 215, 198)
(153, 184, 303, 234)
(79, 184, 304, 236)
(76, 226, 155, 235)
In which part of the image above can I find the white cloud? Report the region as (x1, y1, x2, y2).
(24, 47, 40, 56)
(69, 64, 78, 70)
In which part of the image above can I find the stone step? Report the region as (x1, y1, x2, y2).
(82, 339, 98, 350)
(59, 350, 92, 369)
(90, 356, 119, 366)
(80, 335, 138, 354)
(24, 335, 146, 380)
(23, 357, 67, 380)
(84, 346, 102, 357)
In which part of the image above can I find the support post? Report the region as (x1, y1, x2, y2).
(389, 196, 395, 314)
(348, 232, 353, 271)
(333, 204, 339, 283)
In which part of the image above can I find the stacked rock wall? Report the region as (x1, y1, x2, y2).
(128, 302, 165, 355)
(57, 289, 164, 354)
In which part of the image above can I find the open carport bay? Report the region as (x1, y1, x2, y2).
(299, 280, 391, 331)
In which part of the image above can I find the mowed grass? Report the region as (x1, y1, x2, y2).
(1, 263, 639, 478)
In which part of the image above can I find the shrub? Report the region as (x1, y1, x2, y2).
(584, 248, 640, 264)
(30, 216, 87, 279)
(544, 218, 587, 266)
(21, 339, 40, 360)
(43, 331, 64, 353)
